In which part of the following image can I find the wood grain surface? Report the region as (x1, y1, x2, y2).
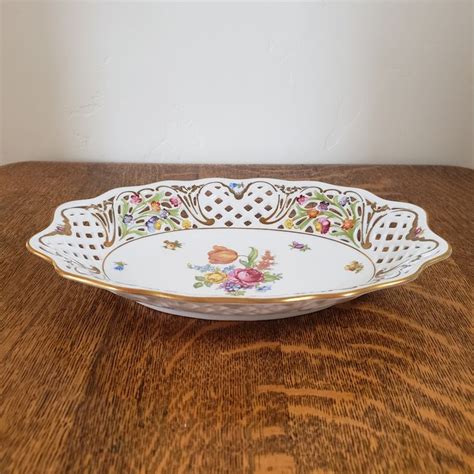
(1, 163, 472, 473)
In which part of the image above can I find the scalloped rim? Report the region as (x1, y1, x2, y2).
(27, 178, 452, 304)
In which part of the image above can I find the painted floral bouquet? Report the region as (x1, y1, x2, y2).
(188, 245, 282, 296)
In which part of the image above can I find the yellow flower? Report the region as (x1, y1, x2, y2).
(204, 271, 227, 284)
(284, 218, 294, 229)
(182, 219, 192, 229)
(314, 221, 321, 232)
(154, 220, 162, 230)
(345, 261, 364, 273)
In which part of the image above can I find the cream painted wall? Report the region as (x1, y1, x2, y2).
(1, 1, 472, 167)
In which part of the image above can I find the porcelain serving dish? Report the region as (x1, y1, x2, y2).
(27, 178, 450, 320)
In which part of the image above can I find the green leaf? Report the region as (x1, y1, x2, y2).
(350, 202, 358, 219)
(329, 194, 339, 207)
(193, 282, 204, 288)
(239, 258, 250, 268)
(195, 276, 205, 281)
(312, 191, 326, 201)
(297, 217, 312, 230)
(132, 230, 147, 236)
(247, 247, 258, 267)
(119, 223, 127, 237)
(263, 272, 282, 282)
(168, 208, 180, 217)
(320, 210, 342, 220)
(132, 202, 148, 214)
(165, 218, 179, 230)
(204, 281, 212, 287)
(147, 192, 163, 203)
(345, 225, 359, 245)
(121, 198, 129, 216)
(135, 211, 157, 219)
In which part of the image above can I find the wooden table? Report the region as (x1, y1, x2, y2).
(1, 163, 472, 473)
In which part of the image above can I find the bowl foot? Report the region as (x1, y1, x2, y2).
(136, 300, 342, 321)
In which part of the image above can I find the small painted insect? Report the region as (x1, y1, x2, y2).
(163, 240, 182, 251)
(289, 241, 311, 252)
(345, 261, 364, 273)
(114, 261, 127, 271)
(414, 227, 424, 237)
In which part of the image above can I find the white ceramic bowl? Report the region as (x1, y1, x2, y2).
(28, 178, 450, 320)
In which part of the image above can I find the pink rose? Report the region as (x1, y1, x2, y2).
(318, 217, 331, 234)
(231, 268, 264, 287)
(170, 196, 181, 207)
(296, 195, 308, 205)
(130, 192, 142, 204)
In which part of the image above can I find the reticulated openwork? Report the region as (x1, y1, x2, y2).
(27, 178, 450, 319)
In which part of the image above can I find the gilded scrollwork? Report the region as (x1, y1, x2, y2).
(33, 179, 441, 285)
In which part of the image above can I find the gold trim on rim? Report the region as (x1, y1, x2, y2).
(26, 177, 452, 305)
(26, 238, 452, 304)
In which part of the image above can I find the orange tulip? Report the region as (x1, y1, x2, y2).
(208, 245, 238, 264)
(150, 201, 161, 211)
(342, 219, 354, 230)
(307, 208, 320, 218)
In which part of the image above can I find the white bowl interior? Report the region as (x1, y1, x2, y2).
(28, 178, 450, 303)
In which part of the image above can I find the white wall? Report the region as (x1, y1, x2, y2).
(1, 1, 472, 167)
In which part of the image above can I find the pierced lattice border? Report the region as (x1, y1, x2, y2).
(29, 178, 449, 292)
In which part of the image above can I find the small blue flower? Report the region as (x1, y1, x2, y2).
(318, 201, 330, 210)
(223, 280, 243, 293)
(222, 265, 236, 273)
(114, 261, 126, 271)
(256, 285, 272, 292)
(158, 209, 169, 219)
(146, 216, 159, 233)
(339, 196, 350, 206)
(192, 264, 214, 272)
(229, 182, 243, 189)
(123, 214, 133, 224)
